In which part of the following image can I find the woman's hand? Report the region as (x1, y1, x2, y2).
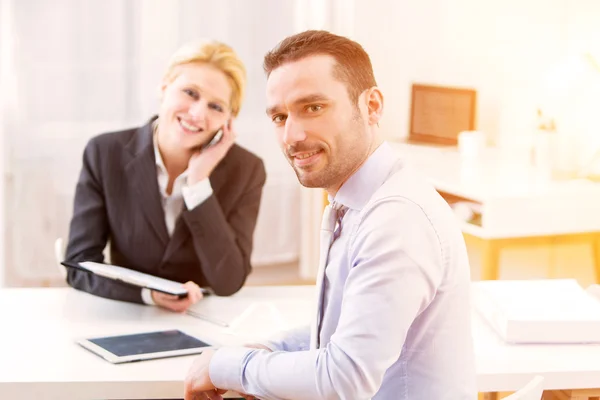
(151, 281, 204, 312)
(187, 120, 236, 185)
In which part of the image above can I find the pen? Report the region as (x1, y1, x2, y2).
(186, 310, 229, 327)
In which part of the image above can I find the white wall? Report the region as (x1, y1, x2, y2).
(557, 0, 600, 165)
(352, 0, 572, 147)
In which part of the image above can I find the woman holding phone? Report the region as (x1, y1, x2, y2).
(64, 40, 266, 311)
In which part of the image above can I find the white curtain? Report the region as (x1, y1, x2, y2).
(0, 0, 12, 287)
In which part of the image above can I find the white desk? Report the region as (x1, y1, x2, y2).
(2, 287, 600, 399)
(390, 142, 600, 281)
(390, 142, 600, 238)
(0, 286, 313, 400)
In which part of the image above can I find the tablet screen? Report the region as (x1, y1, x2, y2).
(88, 330, 209, 357)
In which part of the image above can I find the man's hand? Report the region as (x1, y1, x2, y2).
(184, 348, 227, 400)
(183, 344, 271, 400)
(151, 281, 203, 313)
(187, 120, 236, 185)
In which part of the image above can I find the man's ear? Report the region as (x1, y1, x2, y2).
(366, 87, 384, 126)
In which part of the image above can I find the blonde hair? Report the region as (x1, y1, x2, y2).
(164, 40, 246, 117)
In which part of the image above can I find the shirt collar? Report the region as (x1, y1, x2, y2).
(332, 141, 401, 211)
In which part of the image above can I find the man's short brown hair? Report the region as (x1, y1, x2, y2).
(263, 30, 377, 104)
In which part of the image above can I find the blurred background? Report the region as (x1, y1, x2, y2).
(0, 0, 599, 289)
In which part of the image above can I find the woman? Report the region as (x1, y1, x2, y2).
(65, 40, 266, 312)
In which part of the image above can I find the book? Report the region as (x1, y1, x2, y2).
(472, 279, 600, 344)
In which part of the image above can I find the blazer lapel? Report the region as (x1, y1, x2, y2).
(124, 119, 170, 246)
(162, 209, 188, 262)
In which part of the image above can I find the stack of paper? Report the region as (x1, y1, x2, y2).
(187, 296, 313, 339)
(472, 279, 600, 344)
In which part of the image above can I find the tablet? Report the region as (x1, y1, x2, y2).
(77, 330, 211, 364)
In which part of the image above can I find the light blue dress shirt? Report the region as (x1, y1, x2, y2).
(210, 142, 477, 399)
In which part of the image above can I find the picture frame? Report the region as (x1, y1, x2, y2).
(409, 84, 477, 145)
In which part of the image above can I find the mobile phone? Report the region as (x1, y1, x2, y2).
(199, 127, 224, 150)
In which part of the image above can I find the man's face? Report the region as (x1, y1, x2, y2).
(266, 55, 372, 191)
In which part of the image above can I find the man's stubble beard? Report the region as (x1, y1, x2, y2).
(294, 109, 366, 190)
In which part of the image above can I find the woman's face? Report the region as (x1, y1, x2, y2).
(158, 62, 232, 151)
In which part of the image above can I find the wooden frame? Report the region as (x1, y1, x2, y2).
(409, 83, 477, 145)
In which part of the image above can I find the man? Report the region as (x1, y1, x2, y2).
(184, 30, 476, 400)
